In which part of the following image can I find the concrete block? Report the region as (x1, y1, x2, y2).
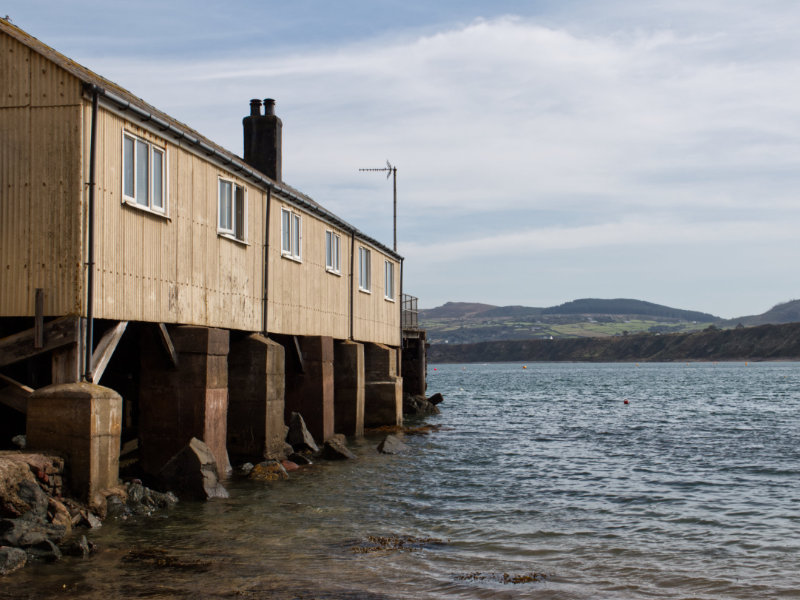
(300, 335, 334, 363)
(228, 335, 287, 461)
(364, 343, 397, 381)
(334, 340, 364, 437)
(140, 327, 231, 475)
(284, 336, 334, 444)
(27, 383, 122, 501)
(364, 378, 403, 428)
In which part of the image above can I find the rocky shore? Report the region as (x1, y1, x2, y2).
(1, 392, 445, 577)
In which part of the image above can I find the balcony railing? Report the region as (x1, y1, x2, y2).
(402, 294, 419, 331)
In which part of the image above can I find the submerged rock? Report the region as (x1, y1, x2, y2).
(321, 439, 356, 461)
(25, 538, 61, 562)
(377, 435, 410, 455)
(288, 452, 313, 466)
(286, 413, 320, 454)
(402, 393, 440, 416)
(249, 460, 289, 481)
(0, 546, 27, 575)
(158, 438, 228, 500)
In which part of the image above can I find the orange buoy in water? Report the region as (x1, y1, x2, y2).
(624, 399, 629, 405)
(522, 365, 527, 369)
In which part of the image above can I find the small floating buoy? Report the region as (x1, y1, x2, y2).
(623, 399, 629, 405)
(522, 365, 527, 369)
(433, 368, 437, 371)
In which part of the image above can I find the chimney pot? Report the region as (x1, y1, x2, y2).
(243, 97, 282, 181)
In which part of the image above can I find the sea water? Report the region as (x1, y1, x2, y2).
(3, 362, 800, 599)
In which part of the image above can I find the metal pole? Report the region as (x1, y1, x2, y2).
(392, 167, 397, 252)
(359, 161, 397, 252)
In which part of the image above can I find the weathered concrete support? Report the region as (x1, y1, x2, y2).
(139, 326, 231, 476)
(228, 334, 286, 461)
(333, 340, 364, 438)
(364, 343, 403, 428)
(26, 383, 121, 501)
(401, 330, 427, 397)
(284, 336, 334, 444)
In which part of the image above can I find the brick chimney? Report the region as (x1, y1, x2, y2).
(243, 98, 282, 181)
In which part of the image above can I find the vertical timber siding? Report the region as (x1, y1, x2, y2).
(0, 31, 83, 317)
(90, 108, 264, 331)
(266, 200, 350, 339)
(352, 244, 400, 346)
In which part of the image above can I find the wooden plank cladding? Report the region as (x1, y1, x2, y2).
(0, 19, 402, 348)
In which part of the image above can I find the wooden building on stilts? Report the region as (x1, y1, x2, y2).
(0, 18, 425, 499)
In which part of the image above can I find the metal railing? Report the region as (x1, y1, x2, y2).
(402, 294, 419, 330)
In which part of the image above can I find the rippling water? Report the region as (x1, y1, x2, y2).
(4, 362, 800, 599)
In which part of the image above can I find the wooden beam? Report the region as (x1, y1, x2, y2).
(0, 374, 33, 414)
(89, 321, 128, 383)
(52, 343, 80, 384)
(0, 316, 80, 368)
(156, 323, 179, 369)
(293, 335, 305, 374)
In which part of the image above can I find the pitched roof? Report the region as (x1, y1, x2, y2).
(0, 18, 401, 260)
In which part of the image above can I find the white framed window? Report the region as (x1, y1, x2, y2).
(281, 207, 302, 260)
(218, 178, 247, 241)
(326, 230, 341, 274)
(384, 260, 394, 300)
(359, 246, 371, 292)
(122, 131, 166, 213)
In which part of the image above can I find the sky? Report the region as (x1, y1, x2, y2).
(4, 1, 800, 318)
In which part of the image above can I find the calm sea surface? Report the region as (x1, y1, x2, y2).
(4, 362, 800, 599)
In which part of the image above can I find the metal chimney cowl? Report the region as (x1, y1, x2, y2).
(243, 98, 282, 182)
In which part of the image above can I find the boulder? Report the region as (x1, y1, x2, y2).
(377, 434, 410, 455)
(321, 439, 356, 461)
(158, 438, 228, 501)
(249, 460, 288, 481)
(11, 435, 26, 450)
(47, 498, 71, 535)
(286, 413, 319, 454)
(0, 518, 66, 547)
(16, 480, 48, 521)
(239, 462, 255, 476)
(428, 393, 444, 405)
(402, 393, 440, 416)
(0, 460, 37, 518)
(0, 546, 26, 575)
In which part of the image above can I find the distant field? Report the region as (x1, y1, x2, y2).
(421, 316, 713, 344)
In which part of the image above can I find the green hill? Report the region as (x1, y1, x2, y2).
(543, 298, 718, 321)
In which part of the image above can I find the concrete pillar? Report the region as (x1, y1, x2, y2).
(401, 331, 427, 397)
(284, 335, 334, 444)
(334, 340, 364, 438)
(227, 334, 286, 462)
(139, 326, 231, 476)
(364, 343, 403, 428)
(27, 383, 122, 501)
